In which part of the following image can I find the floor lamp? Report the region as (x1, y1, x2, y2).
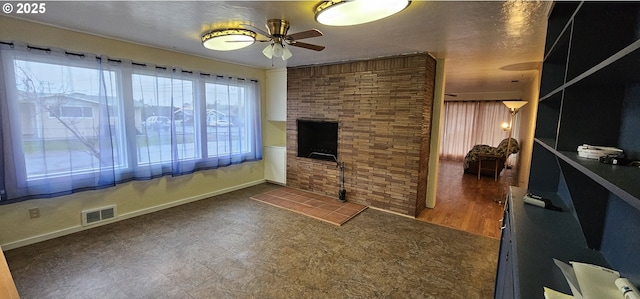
(497, 100, 527, 203)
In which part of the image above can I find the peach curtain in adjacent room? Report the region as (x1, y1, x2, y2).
(440, 101, 512, 161)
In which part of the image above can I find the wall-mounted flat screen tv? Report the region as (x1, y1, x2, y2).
(297, 119, 338, 162)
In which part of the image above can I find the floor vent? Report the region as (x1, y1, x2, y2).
(82, 205, 117, 226)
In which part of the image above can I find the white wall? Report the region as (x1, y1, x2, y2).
(515, 72, 542, 188)
(426, 58, 446, 208)
(0, 16, 269, 249)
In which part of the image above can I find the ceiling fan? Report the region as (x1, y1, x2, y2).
(244, 19, 325, 60)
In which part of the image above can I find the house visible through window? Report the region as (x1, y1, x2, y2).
(13, 58, 123, 179)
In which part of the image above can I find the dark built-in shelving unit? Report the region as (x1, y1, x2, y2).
(495, 2, 640, 299)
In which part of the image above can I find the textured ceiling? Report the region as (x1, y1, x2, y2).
(6, 1, 553, 101)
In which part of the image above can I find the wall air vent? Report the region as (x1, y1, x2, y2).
(81, 205, 117, 226)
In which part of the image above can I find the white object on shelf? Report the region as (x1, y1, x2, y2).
(554, 258, 624, 299)
(266, 68, 287, 121)
(577, 144, 623, 159)
(264, 146, 286, 184)
(615, 278, 640, 299)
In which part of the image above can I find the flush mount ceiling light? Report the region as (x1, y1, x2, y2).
(201, 28, 256, 51)
(315, 0, 411, 26)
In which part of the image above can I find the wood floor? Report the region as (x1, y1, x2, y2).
(417, 159, 517, 239)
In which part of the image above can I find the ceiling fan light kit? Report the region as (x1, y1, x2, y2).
(261, 19, 295, 60)
(202, 18, 325, 61)
(263, 42, 293, 60)
(315, 0, 411, 26)
(201, 28, 256, 51)
(244, 18, 325, 61)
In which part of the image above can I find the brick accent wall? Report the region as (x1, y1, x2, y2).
(286, 54, 436, 217)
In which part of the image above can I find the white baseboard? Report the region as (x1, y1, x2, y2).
(1, 179, 266, 251)
(1, 225, 86, 251)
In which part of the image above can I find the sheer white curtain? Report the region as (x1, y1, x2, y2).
(0, 45, 121, 200)
(440, 101, 511, 161)
(0, 42, 261, 203)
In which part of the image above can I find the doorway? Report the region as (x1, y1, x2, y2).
(417, 100, 518, 239)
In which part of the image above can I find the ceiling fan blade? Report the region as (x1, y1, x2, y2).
(289, 41, 325, 51)
(287, 29, 323, 41)
(241, 24, 272, 39)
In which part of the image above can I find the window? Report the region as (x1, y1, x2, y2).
(439, 101, 512, 161)
(0, 43, 262, 203)
(49, 106, 94, 118)
(205, 82, 253, 157)
(10, 57, 125, 180)
(133, 73, 198, 164)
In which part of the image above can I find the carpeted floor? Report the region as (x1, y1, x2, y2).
(5, 183, 499, 299)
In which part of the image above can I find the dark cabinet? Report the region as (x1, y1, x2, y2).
(495, 187, 610, 299)
(494, 203, 513, 299)
(495, 2, 640, 298)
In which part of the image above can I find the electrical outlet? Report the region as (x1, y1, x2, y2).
(29, 208, 40, 219)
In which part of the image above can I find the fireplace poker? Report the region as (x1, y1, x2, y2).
(309, 152, 346, 202)
(338, 161, 346, 203)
